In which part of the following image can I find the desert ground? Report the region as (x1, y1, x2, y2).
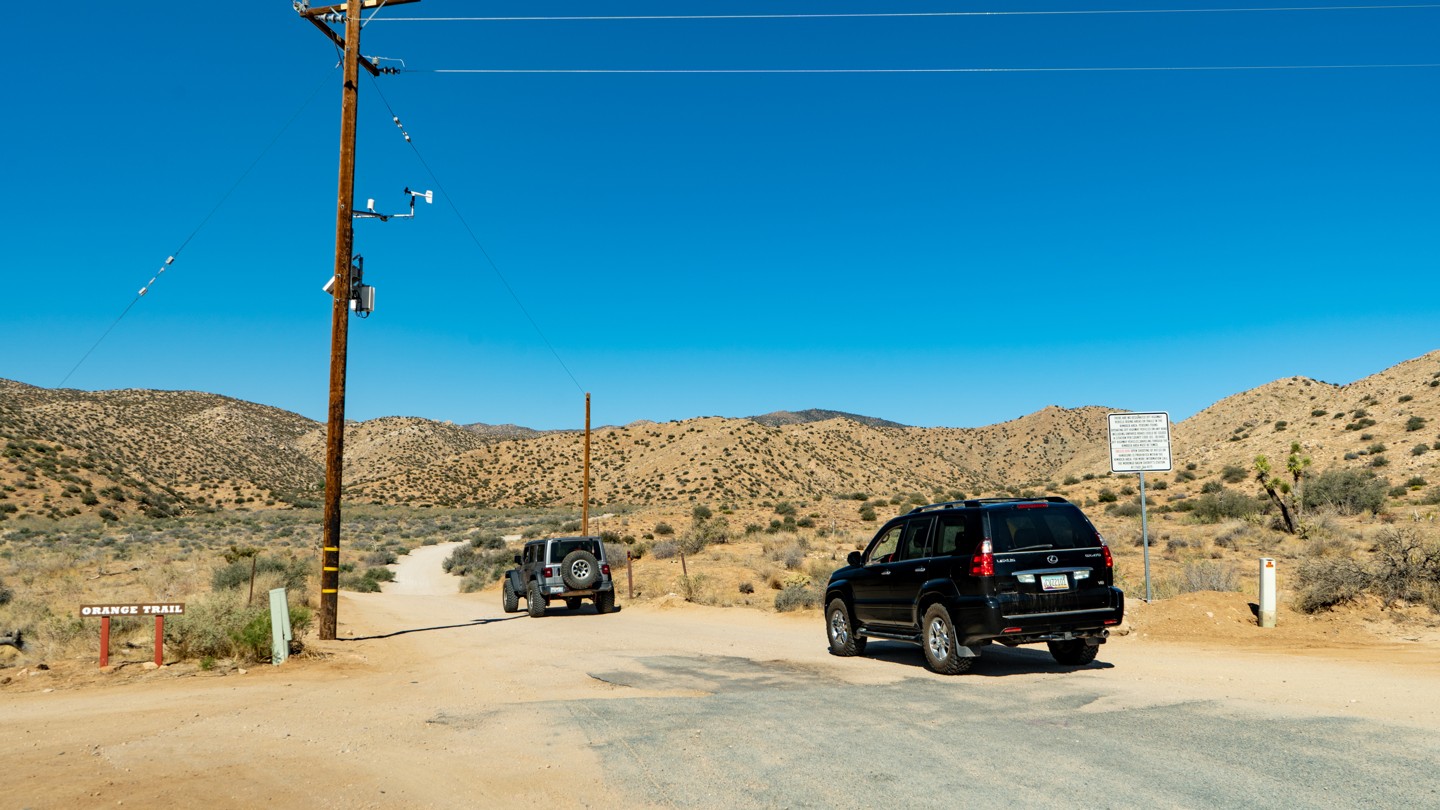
(4, 541, 1439, 809)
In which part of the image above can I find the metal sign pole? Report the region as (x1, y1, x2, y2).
(1139, 471, 1151, 603)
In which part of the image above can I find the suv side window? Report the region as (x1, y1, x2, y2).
(936, 514, 970, 556)
(898, 517, 933, 561)
(866, 526, 903, 565)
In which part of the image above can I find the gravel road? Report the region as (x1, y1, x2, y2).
(5, 546, 1438, 809)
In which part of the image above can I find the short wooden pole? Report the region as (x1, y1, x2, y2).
(99, 616, 110, 669)
(680, 550, 688, 578)
(626, 551, 634, 600)
(154, 616, 165, 666)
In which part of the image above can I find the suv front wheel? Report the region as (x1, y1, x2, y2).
(502, 580, 520, 613)
(826, 598, 866, 657)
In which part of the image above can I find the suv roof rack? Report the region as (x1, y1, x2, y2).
(907, 496, 1069, 514)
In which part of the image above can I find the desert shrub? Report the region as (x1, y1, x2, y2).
(1274, 420, 1288, 432)
(362, 549, 397, 566)
(1063, 475, 1080, 486)
(774, 501, 797, 516)
(859, 505, 877, 522)
(1421, 487, 1440, 506)
(691, 505, 713, 521)
(212, 555, 309, 592)
(1311, 409, 1329, 417)
(1294, 557, 1373, 613)
(1414, 444, 1430, 457)
(1097, 489, 1118, 503)
(1190, 491, 1261, 523)
(738, 581, 755, 595)
(1303, 469, 1388, 515)
(1174, 560, 1239, 593)
(0, 578, 10, 606)
(1406, 416, 1427, 432)
(165, 592, 302, 662)
(1106, 501, 1142, 517)
(1371, 455, 1390, 469)
(1220, 465, 1248, 484)
(1200, 480, 1224, 494)
(1295, 527, 1440, 613)
(651, 540, 679, 559)
(444, 541, 514, 591)
(654, 522, 675, 536)
(774, 583, 820, 612)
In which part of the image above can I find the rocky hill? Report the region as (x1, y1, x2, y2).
(3, 350, 1439, 520)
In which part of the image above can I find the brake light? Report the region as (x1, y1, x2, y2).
(1016, 503, 1048, 509)
(1098, 535, 1113, 569)
(970, 539, 994, 577)
(1002, 626, 1023, 634)
(543, 567, 553, 578)
(601, 564, 610, 576)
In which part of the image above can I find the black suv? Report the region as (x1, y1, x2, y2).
(824, 497, 1123, 674)
(503, 536, 616, 618)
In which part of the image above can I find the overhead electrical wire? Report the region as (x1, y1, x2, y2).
(371, 3, 1440, 22)
(57, 67, 336, 389)
(420, 63, 1440, 73)
(364, 74, 587, 396)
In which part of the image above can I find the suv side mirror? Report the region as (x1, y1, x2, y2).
(514, 554, 522, 565)
(847, 551, 863, 567)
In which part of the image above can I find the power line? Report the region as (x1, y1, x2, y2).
(421, 63, 1440, 74)
(57, 68, 335, 389)
(372, 3, 1440, 22)
(365, 75, 587, 396)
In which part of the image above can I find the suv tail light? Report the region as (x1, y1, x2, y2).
(1098, 535, 1113, 569)
(969, 539, 995, 577)
(601, 564, 610, 576)
(543, 566, 553, 578)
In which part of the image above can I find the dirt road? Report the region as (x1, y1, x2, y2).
(5, 548, 1439, 808)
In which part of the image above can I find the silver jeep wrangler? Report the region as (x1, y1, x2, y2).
(502, 536, 616, 617)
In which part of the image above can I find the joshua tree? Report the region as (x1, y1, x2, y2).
(1254, 455, 1296, 534)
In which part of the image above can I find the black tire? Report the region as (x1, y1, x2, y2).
(501, 579, 520, 613)
(564, 597, 582, 611)
(1048, 639, 1099, 666)
(595, 590, 615, 614)
(526, 580, 546, 618)
(826, 598, 866, 656)
(921, 604, 974, 675)
(560, 550, 601, 589)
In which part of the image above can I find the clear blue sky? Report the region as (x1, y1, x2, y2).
(4, 2, 1437, 430)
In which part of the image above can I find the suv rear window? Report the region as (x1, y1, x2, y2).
(548, 538, 601, 563)
(987, 506, 1097, 552)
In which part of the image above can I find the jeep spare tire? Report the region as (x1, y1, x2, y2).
(560, 550, 601, 589)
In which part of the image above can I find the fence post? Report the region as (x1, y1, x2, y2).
(626, 551, 634, 600)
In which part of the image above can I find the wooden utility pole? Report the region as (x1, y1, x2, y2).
(299, 0, 419, 640)
(582, 392, 591, 535)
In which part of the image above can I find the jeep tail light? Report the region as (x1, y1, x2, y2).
(543, 567, 553, 578)
(970, 539, 994, 577)
(601, 564, 610, 576)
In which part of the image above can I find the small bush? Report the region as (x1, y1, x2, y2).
(1295, 527, 1440, 613)
(651, 541, 679, 559)
(1414, 444, 1430, 457)
(774, 583, 820, 612)
(1190, 491, 1261, 523)
(1220, 465, 1248, 484)
(1097, 489, 1118, 503)
(1406, 416, 1427, 432)
(654, 522, 675, 536)
(738, 581, 755, 595)
(1174, 561, 1239, 593)
(1304, 468, 1388, 515)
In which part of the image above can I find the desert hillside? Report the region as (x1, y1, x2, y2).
(2, 350, 1439, 520)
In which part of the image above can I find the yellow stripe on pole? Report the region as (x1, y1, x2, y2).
(324, 547, 339, 552)
(321, 588, 338, 594)
(324, 566, 340, 572)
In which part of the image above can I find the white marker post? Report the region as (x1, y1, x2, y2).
(1108, 412, 1173, 603)
(1258, 558, 1277, 628)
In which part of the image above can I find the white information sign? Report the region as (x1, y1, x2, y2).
(1108, 412, 1173, 473)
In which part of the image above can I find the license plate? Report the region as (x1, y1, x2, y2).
(1041, 574, 1069, 591)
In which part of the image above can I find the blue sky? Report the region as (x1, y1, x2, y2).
(4, 1, 1437, 430)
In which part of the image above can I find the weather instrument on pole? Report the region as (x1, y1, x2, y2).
(355, 187, 432, 222)
(322, 256, 375, 318)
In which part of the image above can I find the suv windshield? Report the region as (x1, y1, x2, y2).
(987, 506, 1097, 552)
(547, 538, 602, 563)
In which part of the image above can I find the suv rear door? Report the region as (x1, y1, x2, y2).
(986, 504, 1112, 615)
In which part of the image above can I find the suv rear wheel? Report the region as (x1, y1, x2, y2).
(921, 604, 974, 675)
(502, 580, 520, 613)
(1047, 639, 1098, 666)
(826, 598, 866, 657)
(526, 580, 546, 618)
(595, 590, 615, 614)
